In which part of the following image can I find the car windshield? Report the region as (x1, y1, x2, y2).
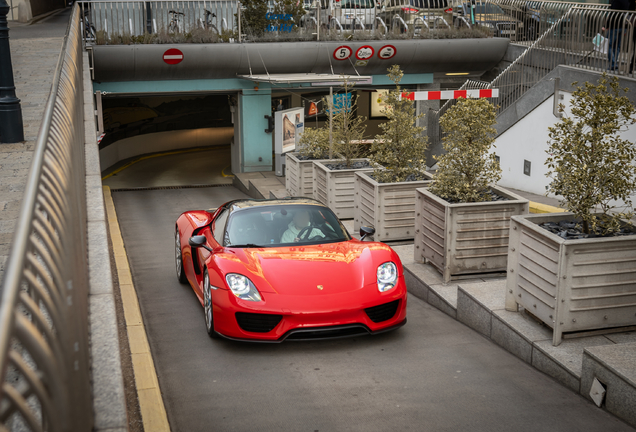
(410, 0, 448, 8)
(340, 0, 375, 8)
(473, 4, 504, 14)
(223, 204, 350, 248)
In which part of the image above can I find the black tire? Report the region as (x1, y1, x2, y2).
(175, 229, 188, 284)
(203, 271, 220, 338)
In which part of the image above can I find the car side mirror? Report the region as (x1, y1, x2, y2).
(359, 226, 375, 241)
(189, 235, 213, 252)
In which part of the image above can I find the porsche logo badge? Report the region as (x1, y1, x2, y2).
(317, 285, 323, 290)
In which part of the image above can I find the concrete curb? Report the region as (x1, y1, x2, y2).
(529, 201, 565, 214)
(103, 186, 171, 432)
(84, 52, 129, 432)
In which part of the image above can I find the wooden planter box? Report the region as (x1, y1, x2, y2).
(353, 171, 433, 242)
(415, 185, 529, 283)
(313, 159, 373, 219)
(285, 152, 328, 198)
(505, 212, 636, 346)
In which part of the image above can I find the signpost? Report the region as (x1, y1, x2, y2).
(163, 48, 184, 65)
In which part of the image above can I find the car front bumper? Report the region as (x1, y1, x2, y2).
(211, 276, 408, 342)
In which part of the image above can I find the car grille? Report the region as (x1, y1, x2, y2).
(235, 312, 282, 333)
(284, 325, 369, 341)
(365, 300, 400, 323)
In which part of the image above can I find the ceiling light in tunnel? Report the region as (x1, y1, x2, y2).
(445, 73, 470, 76)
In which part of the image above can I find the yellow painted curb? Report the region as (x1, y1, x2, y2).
(529, 201, 566, 214)
(103, 186, 171, 432)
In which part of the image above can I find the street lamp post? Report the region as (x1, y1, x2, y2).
(0, 0, 24, 144)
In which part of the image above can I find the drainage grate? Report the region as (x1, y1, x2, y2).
(110, 183, 234, 192)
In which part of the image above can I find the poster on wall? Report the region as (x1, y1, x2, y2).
(275, 107, 304, 154)
(275, 107, 305, 176)
(370, 90, 390, 118)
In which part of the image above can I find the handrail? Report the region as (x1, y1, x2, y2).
(0, 4, 93, 431)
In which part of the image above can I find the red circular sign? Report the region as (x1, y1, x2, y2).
(333, 45, 352, 61)
(355, 45, 374, 60)
(378, 45, 397, 60)
(163, 48, 184, 65)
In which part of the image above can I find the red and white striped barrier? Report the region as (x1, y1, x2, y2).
(400, 89, 499, 101)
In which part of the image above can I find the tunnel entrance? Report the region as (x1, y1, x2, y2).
(99, 93, 235, 189)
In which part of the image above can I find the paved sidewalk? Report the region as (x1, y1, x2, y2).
(0, 9, 70, 281)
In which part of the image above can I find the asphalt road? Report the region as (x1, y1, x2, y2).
(113, 186, 634, 432)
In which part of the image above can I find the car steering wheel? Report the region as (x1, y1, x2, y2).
(297, 224, 318, 241)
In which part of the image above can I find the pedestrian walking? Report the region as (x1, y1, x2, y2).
(602, 0, 633, 71)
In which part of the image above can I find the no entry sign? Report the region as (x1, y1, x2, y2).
(163, 48, 184, 65)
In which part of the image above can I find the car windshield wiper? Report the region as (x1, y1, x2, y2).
(227, 243, 263, 248)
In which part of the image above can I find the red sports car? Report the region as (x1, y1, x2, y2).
(175, 198, 407, 342)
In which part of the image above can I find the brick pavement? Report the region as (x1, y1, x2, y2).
(0, 33, 65, 280)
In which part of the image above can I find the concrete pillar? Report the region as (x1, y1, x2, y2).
(417, 83, 441, 167)
(237, 88, 272, 172)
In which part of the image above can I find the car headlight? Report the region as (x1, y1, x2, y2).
(225, 273, 262, 301)
(377, 262, 398, 292)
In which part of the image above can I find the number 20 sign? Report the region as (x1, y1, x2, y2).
(333, 46, 352, 61)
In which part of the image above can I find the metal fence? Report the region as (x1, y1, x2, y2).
(78, 0, 612, 44)
(428, 4, 636, 149)
(490, 6, 635, 113)
(0, 5, 93, 432)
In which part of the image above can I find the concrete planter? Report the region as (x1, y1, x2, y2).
(313, 159, 373, 219)
(353, 171, 433, 242)
(415, 185, 529, 283)
(285, 152, 328, 198)
(505, 212, 636, 346)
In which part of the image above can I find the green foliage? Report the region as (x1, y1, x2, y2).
(546, 74, 636, 235)
(298, 126, 330, 159)
(238, 0, 269, 37)
(429, 97, 501, 202)
(329, 80, 367, 167)
(370, 65, 428, 183)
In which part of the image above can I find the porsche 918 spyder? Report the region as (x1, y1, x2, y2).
(175, 198, 407, 342)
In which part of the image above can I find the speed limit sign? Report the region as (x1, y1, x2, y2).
(378, 45, 397, 60)
(333, 46, 352, 61)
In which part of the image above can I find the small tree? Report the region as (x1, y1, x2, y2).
(298, 126, 330, 159)
(238, 0, 268, 38)
(546, 74, 636, 235)
(429, 97, 501, 203)
(371, 65, 428, 183)
(329, 80, 367, 167)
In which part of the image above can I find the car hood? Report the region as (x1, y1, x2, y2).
(214, 241, 399, 295)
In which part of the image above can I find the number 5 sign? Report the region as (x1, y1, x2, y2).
(333, 46, 352, 61)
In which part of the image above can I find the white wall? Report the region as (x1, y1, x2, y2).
(493, 92, 636, 206)
(100, 127, 234, 172)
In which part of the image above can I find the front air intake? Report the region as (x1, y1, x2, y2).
(364, 300, 399, 323)
(235, 312, 282, 333)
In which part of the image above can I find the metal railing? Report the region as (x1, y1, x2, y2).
(0, 5, 93, 432)
(490, 6, 636, 113)
(428, 5, 636, 148)
(79, 0, 242, 42)
(79, 0, 610, 44)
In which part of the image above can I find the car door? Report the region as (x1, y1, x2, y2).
(204, 208, 229, 295)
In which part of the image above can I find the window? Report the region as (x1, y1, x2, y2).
(213, 210, 229, 245)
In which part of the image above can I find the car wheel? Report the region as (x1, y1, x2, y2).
(203, 271, 220, 338)
(175, 229, 188, 284)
